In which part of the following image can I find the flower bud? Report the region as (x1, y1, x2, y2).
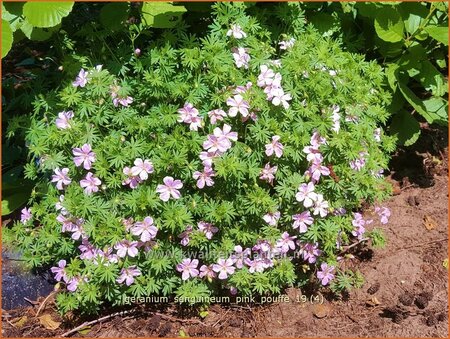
(134, 48, 141, 56)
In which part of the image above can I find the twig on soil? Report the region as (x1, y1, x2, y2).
(36, 291, 56, 317)
(23, 297, 39, 306)
(211, 308, 231, 328)
(338, 238, 370, 255)
(61, 310, 137, 337)
(398, 237, 448, 250)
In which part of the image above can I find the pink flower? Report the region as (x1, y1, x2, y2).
(193, 166, 215, 189)
(271, 88, 292, 109)
(73, 144, 96, 170)
(80, 172, 101, 195)
(233, 82, 252, 94)
(312, 194, 329, 217)
(309, 161, 330, 182)
(374, 128, 381, 142)
(292, 211, 313, 233)
(276, 232, 297, 253)
(226, 95, 250, 117)
(213, 258, 235, 279)
(244, 258, 267, 273)
(67, 276, 87, 292)
(208, 109, 227, 125)
(20, 207, 32, 224)
(265, 135, 284, 158)
(178, 225, 193, 246)
(198, 221, 218, 239)
(117, 266, 141, 286)
(257, 65, 275, 87)
(227, 24, 247, 39)
(176, 258, 199, 280)
(156, 176, 183, 201)
(51, 259, 68, 282)
(317, 263, 335, 286)
(375, 206, 391, 224)
(72, 69, 88, 87)
(131, 216, 158, 242)
(131, 158, 154, 180)
(52, 167, 72, 190)
(57, 214, 76, 233)
(298, 242, 321, 264)
(199, 150, 222, 167)
(134, 48, 141, 56)
(199, 264, 216, 279)
(263, 211, 280, 226)
(232, 47, 250, 69)
(70, 220, 85, 240)
(114, 240, 139, 258)
(259, 163, 278, 185)
(122, 166, 142, 189)
(279, 38, 296, 50)
(331, 105, 341, 133)
(310, 131, 327, 148)
(79, 239, 98, 259)
(55, 111, 74, 129)
(203, 134, 231, 153)
(232, 245, 251, 269)
(178, 102, 198, 122)
(214, 124, 238, 142)
(55, 195, 68, 215)
(295, 182, 317, 208)
(303, 145, 323, 163)
(350, 151, 368, 171)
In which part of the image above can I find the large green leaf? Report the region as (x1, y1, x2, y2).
(2, 20, 13, 58)
(100, 2, 129, 30)
(398, 2, 428, 34)
(424, 25, 448, 45)
(2, 3, 24, 31)
(20, 20, 57, 41)
(390, 109, 421, 146)
(23, 1, 74, 28)
(423, 97, 448, 125)
(374, 8, 405, 42)
(1, 166, 34, 216)
(141, 2, 187, 28)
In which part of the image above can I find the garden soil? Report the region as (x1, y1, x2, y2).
(2, 126, 448, 338)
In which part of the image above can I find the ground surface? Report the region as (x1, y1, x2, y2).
(2, 126, 448, 338)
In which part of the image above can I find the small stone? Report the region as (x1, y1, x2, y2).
(312, 304, 330, 319)
(367, 282, 380, 295)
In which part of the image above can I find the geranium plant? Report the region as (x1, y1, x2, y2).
(4, 2, 396, 314)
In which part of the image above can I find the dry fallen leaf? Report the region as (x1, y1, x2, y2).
(423, 215, 438, 230)
(312, 304, 330, 318)
(11, 316, 28, 328)
(366, 297, 381, 307)
(38, 314, 61, 330)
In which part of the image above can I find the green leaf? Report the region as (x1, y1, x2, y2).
(309, 13, 339, 36)
(385, 63, 399, 90)
(141, 2, 187, 28)
(2, 3, 24, 31)
(100, 3, 129, 30)
(389, 110, 420, 146)
(413, 60, 447, 96)
(20, 20, 57, 41)
(1, 19, 13, 58)
(423, 97, 448, 125)
(1, 166, 34, 216)
(424, 25, 448, 45)
(23, 1, 74, 28)
(374, 8, 405, 42)
(398, 2, 428, 34)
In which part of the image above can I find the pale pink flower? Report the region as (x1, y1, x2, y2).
(309, 161, 330, 182)
(114, 240, 139, 258)
(131, 158, 154, 180)
(117, 266, 141, 286)
(233, 82, 252, 94)
(156, 176, 183, 201)
(276, 232, 297, 253)
(203, 134, 231, 153)
(295, 182, 317, 208)
(375, 206, 391, 224)
(198, 221, 218, 239)
(208, 109, 227, 125)
(67, 276, 87, 292)
(232, 245, 251, 269)
(131, 216, 158, 242)
(265, 135, 284, 158)
(303, 145, 323, 163)
(51, 259, 68, 282)
(214, 123, 238, 143)
(227, 24, 247, 39)
(122, 166, 142, 189)
(80, 172, 101, 195)
(52, 167, 72, 190)
(271, 88, 292, 109)
(312, 194, 329, 217)
(21, 207, 32, 224)
(213, 258, 235, 279)
(72, 69, 88, 87)
(292, 211, 313, 233)
(73, 144, 96, 170)
(178, 225, 193, 246)
(257, 65, 275, 87)
(259, 163, 278, 184)
(176, 258, 199, 280)
(193, 166, 215, 189)
(279, 38, 296, 50)
(374, 128, 381, 142)
(226, 94, 250, 117)
(263, 211, 280, 226)
(232, 47, 250, 69)
(199, 264, 216, 279)
(310, 131, 327, 148)
(317, 263, 335, 285)
(55, 111, 74, 129)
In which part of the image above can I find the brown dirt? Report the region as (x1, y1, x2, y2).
(2, 126, 448, 338)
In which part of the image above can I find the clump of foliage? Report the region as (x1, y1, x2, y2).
(4, 2, 395, 314)
(301, 1, 448, 145)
